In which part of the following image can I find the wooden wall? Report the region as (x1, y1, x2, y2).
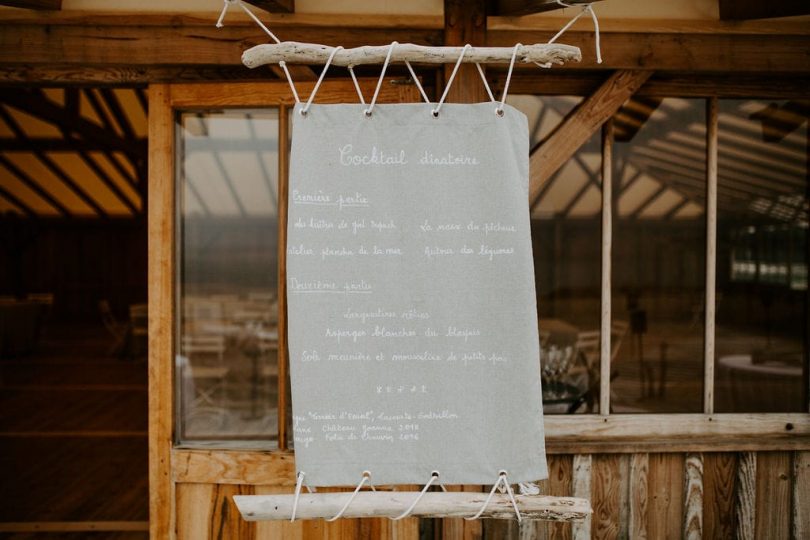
(170, 450, 809, 539)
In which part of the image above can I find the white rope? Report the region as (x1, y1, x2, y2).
(325, 471, 373, 522)
(465, 471, 522, 522)
(390, 472, 439, 521)
(365, 42, 397, 116)
(545, 0, 602, 64)
(405, 61, 431, 104)
(432, 43, 471, 117)
(475, 63, 496, 102)
(216, 0, 282, 44)
(278, 61, 300, 103)
(347, 66, 366, 104)
(300, 46, 342, 115)
(290, 471, 306, 522)
(496, 43, 522, 116)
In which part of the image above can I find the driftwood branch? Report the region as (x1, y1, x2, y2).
(242, 42, 582, 68)
(233, 492, 592, 521)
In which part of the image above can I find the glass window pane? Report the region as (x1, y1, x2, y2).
(715, 99, 808, 413)
(176, 110, 281, 445)
(611, 97, 707, 413)
(511, 95, 603, 414)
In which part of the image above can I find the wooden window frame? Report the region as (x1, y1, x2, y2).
(148, 78, 810, 538)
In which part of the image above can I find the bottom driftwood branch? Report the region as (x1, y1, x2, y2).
(233, 492, 591, 521)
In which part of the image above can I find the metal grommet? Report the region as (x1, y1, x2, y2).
(431, 109, 439, 118)
(299, 109, 308, 117)
(495, 108, 504, 117)
(364, 109, 372, 118)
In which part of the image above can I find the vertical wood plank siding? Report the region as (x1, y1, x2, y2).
(170, 450, 807, 539)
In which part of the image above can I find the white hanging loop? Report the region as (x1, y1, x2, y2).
(300, 46, 343, 115)
(347, 66, 366, 104)
(465, 471, 522, 522)
(432, 43, 471, 118)
(290, 471, 306, 522)
(496, 43, 522, 116)
(405, 61, 431, 104)
(216, 0, 282, 44)
(390, 471, 439, 521)
(325, 471, 373, 522)
(544, 1, 601, 65)
(279, 61, 300, 103)
(475, 63, 496, 103)
(365, 41, 398, 117)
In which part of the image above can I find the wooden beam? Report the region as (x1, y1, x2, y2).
(493, 0, 601, 17)
(528, 70, 652, 206)
(233, 492, 592, 521)
(242, 0, 294, 14)
(487, 28, 810, 72)
(719, 0, 810, 20)
(0, 137, 146, 153)
(444, 0, 488, 104)
(0, 0, 60, 9)
(0, 154, 70, 216)
(0, 14, 444, 69)
(0, 90, 142, 158)
(0, 182, 35, 217)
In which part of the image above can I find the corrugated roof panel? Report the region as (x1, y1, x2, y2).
(46, 152, 132, 216)
(639, 190, 682, 219)
(5, 107, 62, 138)
(184, 152, 241, 216)
(88, 151, 141, 211)
(0, 163, 61, 216)
(568, 184, 601, 217)
(114, 88, 147, 138)
(618, 175, 659, 216)
(219, 151, 275, 216)
(4, 152, 95, 215)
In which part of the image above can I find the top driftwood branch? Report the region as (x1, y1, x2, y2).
(242, 42, 582, 68)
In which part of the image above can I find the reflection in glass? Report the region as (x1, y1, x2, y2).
(510, 96, 603, 414)
(176, 110, 281, 444)
(611, 98, 706, 413)
(715, 99, 808, 412)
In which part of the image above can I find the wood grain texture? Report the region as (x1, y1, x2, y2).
(591, 454, 621, 540)
(487, 29, 810, 72)
(754, 452, 791, 539)
(543, 413, 810, 454)
(443, 0, 488, 105)
(571, 455, 591, 540)
(528, 70, 652, 206)
(682, 453, 703, 540)
(254, 485, 305, 539)
(176, 483, 255, 540)
(704, 97, 718, 415)
(646, 454, 684, 540)
(616, 455, 630, 540)
(629, 453, 649, 540)
(0, 0, 61, 8)
(734, 451, 756, 540)
(703, 453, 737, 540)
(793, 452, 810, 540)
(147, 83, 175, 540)
(172, 449, 296, 485)
(599, 120, 613, 415)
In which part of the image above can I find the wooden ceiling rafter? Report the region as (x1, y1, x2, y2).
(0, 153, 70, 216)
(0, 103, 108, 218)
(81, 88, 142, 187)
(0, 183, 35, 217)
(183, 174, 213, 217)
(242, 0, 294, 14)
(245, 113, 278, 206)
(135, 88, 148, 116)
(0, 90, 143, 160)
(0, 0, 60, 9)
(492, 0, 602, 17)
(211, 151, 248, 217)
(663, 197, 692, 220)
(629, 184, 669, 219)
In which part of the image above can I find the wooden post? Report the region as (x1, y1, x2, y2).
(443, 0, 488, 104)
(600, 119, 613, 415)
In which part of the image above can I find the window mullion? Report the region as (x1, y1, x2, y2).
(600, 119, 614, 416)
(704, 97, 719, 415)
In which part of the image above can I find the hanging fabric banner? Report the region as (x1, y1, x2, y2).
(286, 103, 547, 486)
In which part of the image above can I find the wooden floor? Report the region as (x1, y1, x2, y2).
(0, 323, 148, 539)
